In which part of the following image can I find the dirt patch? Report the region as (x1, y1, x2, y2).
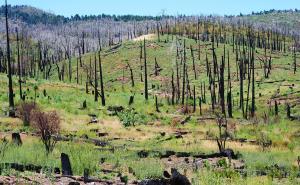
(133, 34, 155, 42)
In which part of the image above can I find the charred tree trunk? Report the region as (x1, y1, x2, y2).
(227, 51, 233, 118)
(219, 56, 225, 115)
(140, 42, 143, 82)
(144, 38, 148, 100)
(176, 58, 180, 102)
(76, 57, 79, 84)
(181, 40, 186, 105)
(193, 85, 196, 113)
(171, 71, 175, 105)
(5, 0, 15, 117)
(239, 59, 244, 115)
(16, 27, 23, 101)
(191, 45, 197, 80)
(127, 63, 134, 87)
(199, 97, 202, 115)
(98, 51, 105, 106)
(294, 43, 297, 74)
(94, 54, 98, 102)
(251, 41, 256, 117)
(155, 95, 160, 112)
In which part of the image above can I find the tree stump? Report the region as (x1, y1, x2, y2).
(83, 168, 89, 183)
(12, 133, 22, 146)
(61, 153, 73, 176)
(129, 95, 134, 105)
(170, 168, 191, 185)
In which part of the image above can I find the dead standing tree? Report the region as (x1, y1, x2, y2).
(94, 54, 98, 102)
(98, 51, 105, 106)
(227, 50, 233, 118)
(5, 0, 15, 117)
(127, 62, 135, 87)
(16, 27, 23, 101)
(144, 38, 148, 100)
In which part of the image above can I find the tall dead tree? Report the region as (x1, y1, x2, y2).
(144, 38, 148, 100)
(193, 85, 196, 113)
(294, 42, 297, 74)
(16, 27, 23, 100)
(191, 45, 197, 80)
(227, 51, 233, 118)
(219, 56, 225, 115)
(239, 56, 244, 115)
(181, 40, 186, 105)
(94, 54, 98, 102)
(176, 58, 180, 102)
(98, 51, 105, 106)
(5, 0, 15, 117)
(139, 42, 143, 82)
(171, 71, 175, 105)
(251, 38, 256, 117)
(76, 57, 79, 84)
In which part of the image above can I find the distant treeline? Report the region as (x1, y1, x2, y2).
(0, 5, 172, 25)
(1, 5, 300, 25)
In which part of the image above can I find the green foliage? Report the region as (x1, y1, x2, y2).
(117, 109, 138, 127)
(117, 109, 149, 127)
(217, 158, 228, 168)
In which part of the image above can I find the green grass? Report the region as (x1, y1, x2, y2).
(0, 34, 299, 183)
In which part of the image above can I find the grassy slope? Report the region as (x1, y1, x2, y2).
(244, 11, 300, 28)
(0, 34, 299, 183)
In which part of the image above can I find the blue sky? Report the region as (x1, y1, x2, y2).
(5, 0, 300, 17)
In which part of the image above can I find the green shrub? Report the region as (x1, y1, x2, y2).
(117, 109, 149, 127)
(117, 109, 138, 127)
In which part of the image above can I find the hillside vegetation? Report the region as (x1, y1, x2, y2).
(0, 3, 299, 185)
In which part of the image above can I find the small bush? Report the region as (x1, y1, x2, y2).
(117, 109, 149, 127)
(31, 109, 60, 154)
(16, 102, 38, 126)
(257, 132, 272, 151)
(117, 109, 137, 127)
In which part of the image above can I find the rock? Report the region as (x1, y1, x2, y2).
(61, 153, 73, 176)
(12, 133, 22, 146)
